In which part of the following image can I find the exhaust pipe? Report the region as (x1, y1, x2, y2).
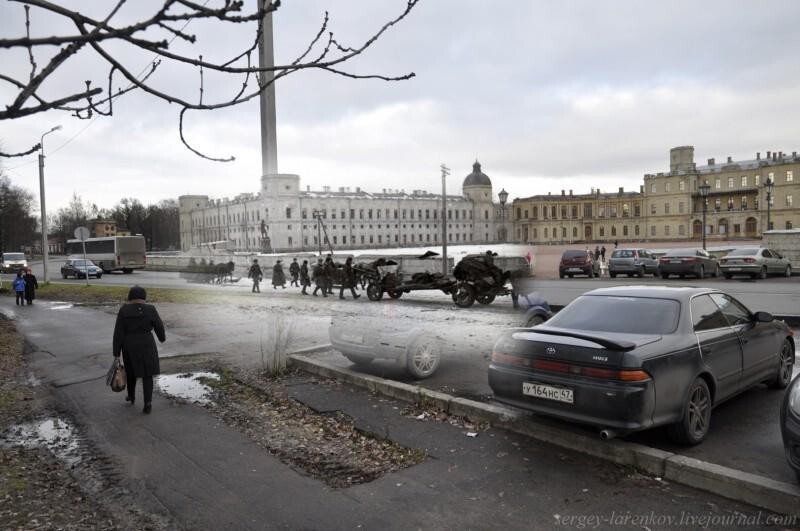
(599, 429, 617, 441)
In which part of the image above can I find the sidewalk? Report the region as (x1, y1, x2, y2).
(0, 298, 783, 530)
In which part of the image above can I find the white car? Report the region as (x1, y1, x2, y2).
(1, 252, 28, 273)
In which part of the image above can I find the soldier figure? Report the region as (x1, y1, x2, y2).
(339, 257, 361, 300)
(248, 259, 263, 293)
(299, 259, 311, 295)
(312, 258, 328, 297)
(289, 258, 300, 287)
(324, 254, 335, 295)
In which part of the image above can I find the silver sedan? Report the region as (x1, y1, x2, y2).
(720, 248, 792, 279)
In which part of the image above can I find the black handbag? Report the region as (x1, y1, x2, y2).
(106, 358, 127, 392)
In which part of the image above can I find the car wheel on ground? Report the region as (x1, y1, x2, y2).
(366, 283, 383, 301)
(767, 339, 795, 389)
(697, 265, 705, 279)
(525, 314, 546, 327)
(759, 266, 768, 280)
(638, 266, 645, 278)
(668, 377, 712, 445)
(405, 337, 441, 379)
(786, 265, 793, 278)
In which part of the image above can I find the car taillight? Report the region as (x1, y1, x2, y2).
(493, 353, 651, 382)
(743, 258, 756, 263)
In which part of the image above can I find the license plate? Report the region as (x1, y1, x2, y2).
(522, 382, 574, 404)
(340, 333, 363, 344)
(729, 267, 741, 271)
(670, 260, 682, 264)
(568, 268, 582, 272)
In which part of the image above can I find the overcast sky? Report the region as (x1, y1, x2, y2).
(2, 0, 800, 212)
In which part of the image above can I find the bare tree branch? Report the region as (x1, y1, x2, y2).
(0, 143, 42, 158)
(0, 0, 421, 160)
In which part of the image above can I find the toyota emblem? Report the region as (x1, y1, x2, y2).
(546, 346, 556, 356)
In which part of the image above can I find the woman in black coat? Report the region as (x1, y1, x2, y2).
(23, 268, 38, 305)
(113, 286, 166, 414)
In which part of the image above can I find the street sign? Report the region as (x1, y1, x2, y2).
(74, 226, 90, 241)
(73, 226, 90, 286)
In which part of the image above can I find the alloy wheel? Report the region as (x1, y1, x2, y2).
(779, 341, 794, 386)
(687, 384, 711, 440)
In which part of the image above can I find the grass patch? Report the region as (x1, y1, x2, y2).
(1, 282, 238, 305)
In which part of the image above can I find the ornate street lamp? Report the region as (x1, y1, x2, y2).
(698, 180, 710, 250)
(764, 177, 775, 232)
(498, 188, 508, 242)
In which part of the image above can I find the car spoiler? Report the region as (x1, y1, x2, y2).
(506, 327, 637, 351)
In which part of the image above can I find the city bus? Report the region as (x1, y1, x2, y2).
(65, 235, 146, 273)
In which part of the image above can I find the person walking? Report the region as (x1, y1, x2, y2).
(23, 268, 38, 305)
(272, 260, 286, 289)
(339, 257, 361, 300)
(600, 245, 607, 263)
(299, 259, 311, 295)
(324, 255, 335, 295)
(614, 240, 619, 249)
(289, 258, 300, 287)
(248, 259, 263, 293)
(312, 258, 327, 297)
(12, 271, 25, 306)
(113, 286, 166, 414)
(594, 245, 601, 261)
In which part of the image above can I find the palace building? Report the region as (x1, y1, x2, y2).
(178, 161, 507, 253)
(512, 146, 800, 244)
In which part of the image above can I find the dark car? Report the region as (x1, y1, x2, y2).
(608, 248, 659, 278)
(559, 250, 600, 278)
(781, 374, 800, 483)
(488, 286, 794, 444)
(658, 248, 720, 279)
(61, 258, 103, 279)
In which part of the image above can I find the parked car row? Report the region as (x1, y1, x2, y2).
(559, 246, 793, 281)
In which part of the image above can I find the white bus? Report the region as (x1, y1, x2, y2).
(65, 235, 146, 273)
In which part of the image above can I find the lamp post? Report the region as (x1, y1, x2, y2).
(39, 125, 62, 283)
(698, 180, 710, 250)
(440, 164, 450, 276)
(764, 177, 774, 232)
(312, 209, 322, 256)
(498, 188, 508, 242)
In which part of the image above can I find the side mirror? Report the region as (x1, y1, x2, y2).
(754, 311, 774, 323)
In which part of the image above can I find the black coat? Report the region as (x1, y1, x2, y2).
(272, 263, 286, 286)
(299, 263, 310, 286)
(342, 263, 356, 288)
(113, 303, 166, 378)
(23, 273, 38, 300)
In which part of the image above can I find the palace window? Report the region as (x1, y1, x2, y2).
(788, 171, 794, 182)
(678, 201, 684, 214)
(679, 225, 685, 236)
(679, 180, 685, 191)
(728, 177, 734, 189)
(666, 182, 671, 193)
(664, 225, 670, 236)
(715, 178, 721, 189)
(787, 194, 793, 207)
(650, 204, 656, 215)
(742, 176, 748, 187)
(664, 203, 670, 214)
(650, 183, 657, 193)
(650, 226, 656, 236)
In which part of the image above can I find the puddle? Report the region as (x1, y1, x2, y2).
(156, 371, 219, 405)
(49, 303, 74, 310)
(1, 417, 82, 466)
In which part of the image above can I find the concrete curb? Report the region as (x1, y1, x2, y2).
(289, 353, 800, 517)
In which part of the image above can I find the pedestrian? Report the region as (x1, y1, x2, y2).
(23, 268, 38, 305)
(113, 286, 166, 414)
(339, 257, 361, 300)
(272, 260, 286, 289)
(12, 271, 25, 306)
(324, 255, 335, 295)
(600, 245, 606, 263)
(299, 259, 311, 295)
(289, 258, 300, 287)
(594, 245, 600, 261)
(248, 259, 263, 293)
(312, 258, 327, 297)
(614, 240, 619, 249)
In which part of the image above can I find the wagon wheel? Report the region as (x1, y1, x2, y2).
(452, 283, 476, 308)
(366, 282, 384, 301)
(476, 293, 496, 305)
(387, 289, 403, 299)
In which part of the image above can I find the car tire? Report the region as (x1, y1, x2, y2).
(785, 265, 792, 278)
(343, 353, 373, 366)
(452, 284, 476, 308)
(697, 265, 705, 279)
(712, 265, 720, 278)
(406, 337, 441, 379)
(387, 289, 403, 299)
(759, 266, 768, 280)
(668, 377, 712, 445)
(610, 272, 617, 278)
(525, 314, 546, 327)
(123, 268, 133, 274)
(96, 274, 102, 279)
(476, 293, 496, 305)
(661, 273, 669, 280)
(767, 339, 795, 390)
(637, 267, 645, 278)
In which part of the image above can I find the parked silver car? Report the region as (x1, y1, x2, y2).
(720, 248, 792, 279)
(608, 248, 659, 278)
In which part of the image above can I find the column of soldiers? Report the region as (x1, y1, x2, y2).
(248, 254, 360, 300)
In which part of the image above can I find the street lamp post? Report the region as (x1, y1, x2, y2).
(38, 125, 62, 283)
(764, 177, 775, 232)
(698, 180, 710, 250)
(440, 164, 450, 276)
(498, 188, 508, 242)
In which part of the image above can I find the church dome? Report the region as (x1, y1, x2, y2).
(463, 160, 492, 187)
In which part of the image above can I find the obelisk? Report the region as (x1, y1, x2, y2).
(258, 0, 278, 177)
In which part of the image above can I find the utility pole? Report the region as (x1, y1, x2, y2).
(440, 164, 450, 276)
(38, 125, 61, 283)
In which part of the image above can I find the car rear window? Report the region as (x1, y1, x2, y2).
(612, 250, 634, 258)
(546, 295, 680, 335)
(562, 250, 586, 258)
(728, 248, 758, 256)
(663, 248, 698, 257)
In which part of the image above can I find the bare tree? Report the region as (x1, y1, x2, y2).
(0, 0, 420, 160)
